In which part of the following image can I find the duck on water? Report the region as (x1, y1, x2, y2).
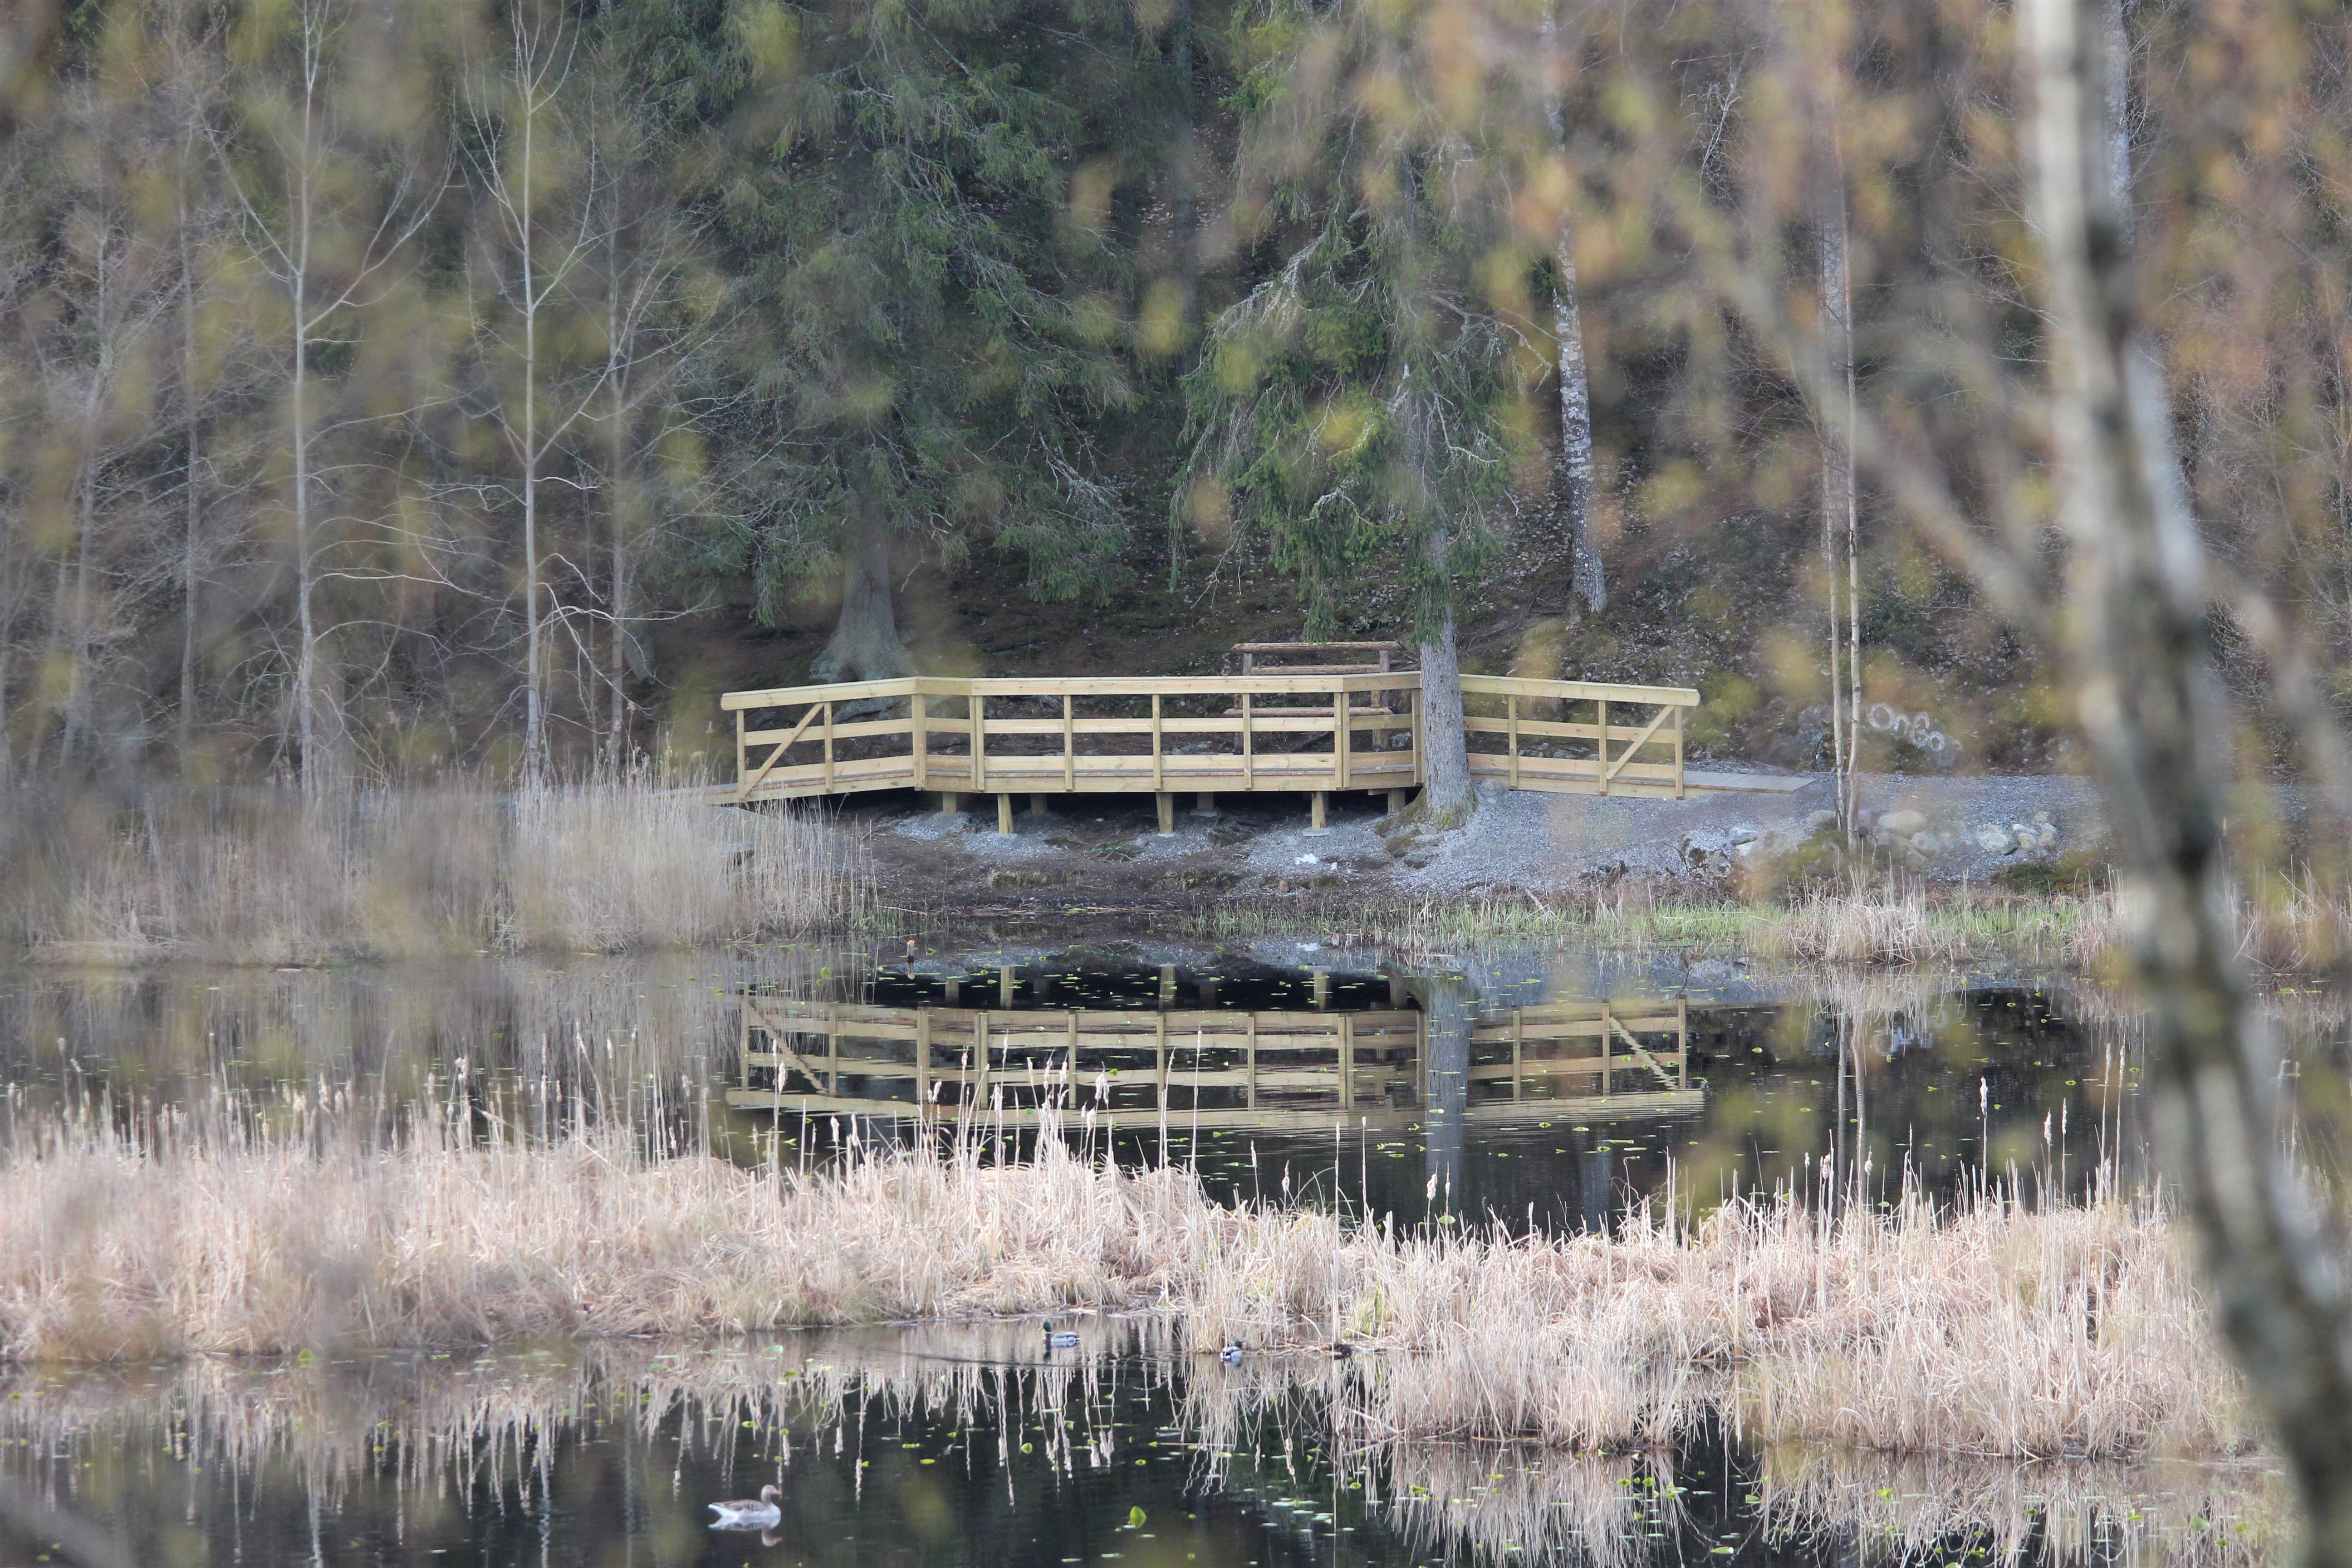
(710, 1485, 783, 1529)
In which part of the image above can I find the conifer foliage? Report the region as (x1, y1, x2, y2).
(630, 0, 1141, 682)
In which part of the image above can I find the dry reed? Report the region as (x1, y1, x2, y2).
(0, 1098, 2251, 1461)
(3, 776, 872, 963)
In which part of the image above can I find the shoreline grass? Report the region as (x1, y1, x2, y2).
(0, 776, 875, 964)
(0, 1095, 2248, 1462)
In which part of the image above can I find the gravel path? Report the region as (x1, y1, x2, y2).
(863, 771, 2112, 903)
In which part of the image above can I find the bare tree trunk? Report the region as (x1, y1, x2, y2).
(1543, 0, 1603, 617)
(1818, 144, 1858, 831)
(1416, 529, 1474, 823)
(810, 507, 914, 683)
(286, 21, 328, 791)
(2026, 0, 2352, 1557)
(176, 119, 205, 770)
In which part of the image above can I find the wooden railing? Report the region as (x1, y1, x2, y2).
(727, 994, 1696, 1131)
(722, 672, 1422, 814)
(720, 671, 1700, 809)
(1459, 675, 1700, 800)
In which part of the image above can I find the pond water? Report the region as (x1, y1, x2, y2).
(0, 936, 2142, 1231)
(0, 1322, 2274, 1568)
(0, 931, 2297, 1567)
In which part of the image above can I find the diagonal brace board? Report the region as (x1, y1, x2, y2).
(741, 703, 824, 799)
(1607, 1015, 1681, 1088)
(744, 996, 833, 1090)
(1601, 705, 1676, 784)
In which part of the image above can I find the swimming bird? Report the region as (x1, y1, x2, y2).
(708, 1485, 783, 1529)
(1220, 1343, 1245, 1364)
(1045, 1323, 1081, 1348)
(1327, 1341, 1355, 1359)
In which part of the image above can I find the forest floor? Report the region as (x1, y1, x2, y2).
(848, 769, 2109, 921)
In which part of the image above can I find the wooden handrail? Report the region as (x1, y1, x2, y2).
(724, 670, 1701, 803)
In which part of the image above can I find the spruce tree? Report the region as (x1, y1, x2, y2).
(1177, 0, 1532, 823)
(625, 0, 1140, 682)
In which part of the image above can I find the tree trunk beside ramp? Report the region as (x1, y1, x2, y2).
(811, 510, 915, 685)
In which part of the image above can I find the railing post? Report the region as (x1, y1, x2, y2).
(1152, 693, 1165, 789)
(1333, 688, 1348, 789)
(1246, 1014, 1259, 1109)
(1063, 693, 1074, 790)
(822, 701, 835, 790)
(1242, 692, 1255, 789)
(1597, 699, 1610, 796)
(1601, 1000, 1612, 1093)
(917, 1009, 931, 1107)
(912, 692, 928, 789)
(735, 708, 748, 803)
(1507, 694, 1520, 789)
(970, 691, 987, 792)
(1673, 704, 1685, 799)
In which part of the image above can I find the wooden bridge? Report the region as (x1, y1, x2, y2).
(720, 662, 1749, 829)
(727, 988, 1701, 1132)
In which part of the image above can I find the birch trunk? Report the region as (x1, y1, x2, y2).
(2026, 0, 2352, 1555)
(1543, 0, 1603, 616)
(1818, 149, 1857, 830)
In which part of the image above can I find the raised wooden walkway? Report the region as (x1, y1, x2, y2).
(727, 991, 1700, 1131)
(720, 669, 1747, 826)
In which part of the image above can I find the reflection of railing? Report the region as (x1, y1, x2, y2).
(728, 995, 1698, 1130)
(720, 671, 1701, 816)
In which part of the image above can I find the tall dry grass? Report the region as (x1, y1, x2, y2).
(0, 776, 871, 963)
(0, 1092, 2251, 1461)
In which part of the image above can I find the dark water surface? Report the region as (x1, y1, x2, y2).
(0, 938, 2150, 1230)
(0, 1323, 2272, 1568)
(0, 935, 2307, 1566)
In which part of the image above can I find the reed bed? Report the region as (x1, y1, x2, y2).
(0, 1094, 2250, 1462)
(1, 775, 873, 963)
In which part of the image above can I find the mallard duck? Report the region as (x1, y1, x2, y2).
(1044, 1323, 1081, 1348)
(1220, 1343, 1245, 1364)
(709, 1484, 783, 1529)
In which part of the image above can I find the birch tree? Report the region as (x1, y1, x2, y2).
(460, 7, 611, 783)
(219, 0, 440, 787)
(1542, 0, 1602, 618)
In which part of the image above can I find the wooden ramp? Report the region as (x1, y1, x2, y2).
(725, 994, 1704, 1130)
(714, 671, 1796, 821)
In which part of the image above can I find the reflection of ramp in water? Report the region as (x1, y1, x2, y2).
(727, 993, 1701, 1131)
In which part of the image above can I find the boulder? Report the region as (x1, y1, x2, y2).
(1878, 809, 1928, 838)
(1975, 823, 2015, 854)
